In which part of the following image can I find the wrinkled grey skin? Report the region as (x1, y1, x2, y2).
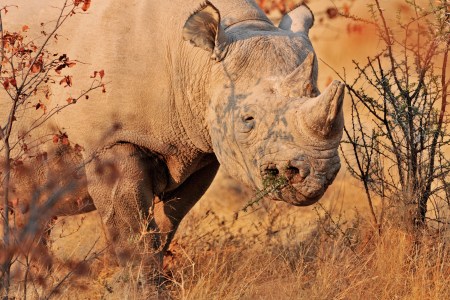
(188, 2, 344, 206)
(1, 0, 344, 278)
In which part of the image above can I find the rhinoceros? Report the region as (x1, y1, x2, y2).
(1, 0, 344, 278)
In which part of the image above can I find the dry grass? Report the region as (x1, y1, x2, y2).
(4, 174, 450, 300)
(165, 209, 450, 300)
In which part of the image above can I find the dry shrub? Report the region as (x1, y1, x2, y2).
(163, 203, 450, 300)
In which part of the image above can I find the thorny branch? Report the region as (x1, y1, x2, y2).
(0, 1, 105, 297)
(336, 0, 449, 230)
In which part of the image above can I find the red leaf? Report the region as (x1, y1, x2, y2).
(326, 7, 339, 19)
(3, 79, 9, 89)
(82, 0, 91, 11)
(343, 4, 350, 16)
(35, 101, 47, 113)
(31, 63, 41, 73)
(55, 64, 66, 74)
(347, 23, 364, 35)
(9, 78, 17, 87)
(52, 135, 59, 144)
(74, 144, 85, 153)
(91, 69, 105, 79)
(59, 76, 73, 87)
(22, 25, 29, 32)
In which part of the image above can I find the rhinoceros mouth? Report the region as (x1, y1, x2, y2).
(260, 162, 325, 206)
(267, 184, 324, 206)
(261, 173, 326, 206)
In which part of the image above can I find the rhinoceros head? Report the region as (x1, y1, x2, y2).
(183, 2, 344, 206)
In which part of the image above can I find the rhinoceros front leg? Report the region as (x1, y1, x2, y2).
(153, 158, 220, 253)
(84, 143, 166, 279)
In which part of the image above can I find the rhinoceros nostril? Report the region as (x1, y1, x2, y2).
(285, 166, 299, 177)
(267, 168, 279, 176)
(264, 164, 280, 176)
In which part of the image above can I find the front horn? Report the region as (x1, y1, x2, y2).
(298, 80, 345, 138)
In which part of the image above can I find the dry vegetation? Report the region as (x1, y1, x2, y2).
(38, 183, 450, 299)
(20, 174, 448, 299)
(166, 206, 450, 300)
(1, 0, 449, 299)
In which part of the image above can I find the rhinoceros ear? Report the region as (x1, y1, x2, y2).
(183, 2, 227, 60)
(278, 4, 314, 36)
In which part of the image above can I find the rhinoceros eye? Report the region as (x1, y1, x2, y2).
(238, 115, 255, 133)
